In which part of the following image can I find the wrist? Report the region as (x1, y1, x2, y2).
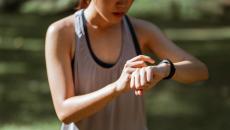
(112, 81, 123, 96)
(159, 59, 176, 80)
(156, 62, 170, 79)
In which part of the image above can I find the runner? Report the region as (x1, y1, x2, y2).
(45, 0, 209, 130)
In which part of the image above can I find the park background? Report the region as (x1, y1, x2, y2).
(0, 0, 230, 130)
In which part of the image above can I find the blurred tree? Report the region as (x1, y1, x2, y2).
(20, 0, 77, 15)
(171, 0, 181, 21)
(0, 0, 77, 14)
(195, 0, 222, 22)
(221, 0, 230, 17)
(0, 0, 27, 12)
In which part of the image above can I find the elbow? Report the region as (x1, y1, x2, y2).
(56, 101, 76, 124)
(56, 107, 82, 124)
(57, 111, 72, 124)
(190, 60, 209, 82)
(180, 62, 209, 84)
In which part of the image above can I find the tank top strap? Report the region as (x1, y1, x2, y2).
(124, 16, 142, 55)
(74, 9, 85, 38)
(72, 9, 86, 95)
(73, 9, 85, 66)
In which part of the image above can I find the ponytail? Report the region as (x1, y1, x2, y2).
(76, 0, 90, 10)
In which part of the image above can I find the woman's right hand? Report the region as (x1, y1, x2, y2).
(114, 55, 155, 94)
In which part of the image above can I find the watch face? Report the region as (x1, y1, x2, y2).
(160, 59, 170, 64)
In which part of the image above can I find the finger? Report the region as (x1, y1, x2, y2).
(146, 66, 153, 82)
(138, 89, 143, 96)
(128, 55, 155, 64)
(140, 68, 147, 86)
(135, 89, 143, 96)
(130, 74, 135, 89)
(129, 55, 155, 63)
(124, 67, 137, 74)
(126, 61, 147, 68)
(135, 90, 138, 96)
(134, 69, 141, 90)
(135, 89, 141, 96)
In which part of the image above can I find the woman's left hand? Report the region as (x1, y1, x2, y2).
(130, 62, 170, 96)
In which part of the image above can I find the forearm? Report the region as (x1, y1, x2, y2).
(172, 60, 209, 84)
(58, 82, 120, 124)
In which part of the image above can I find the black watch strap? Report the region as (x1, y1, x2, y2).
(160, 59, 176, 80)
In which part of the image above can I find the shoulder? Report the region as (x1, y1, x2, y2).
(128, 16, 159, 32)
(46, 14, 75, 41)
(127, 16, 164, 53)
(45, 14, 75, 56)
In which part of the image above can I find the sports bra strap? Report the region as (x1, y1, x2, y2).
(124, 16, 142, 55)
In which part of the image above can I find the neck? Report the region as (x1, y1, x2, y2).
(84, 4, 120, 30)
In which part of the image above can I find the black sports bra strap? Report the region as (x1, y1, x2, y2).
(124, 16, 142, 55)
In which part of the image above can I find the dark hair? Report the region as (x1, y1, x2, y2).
(76, 0, 90, 10)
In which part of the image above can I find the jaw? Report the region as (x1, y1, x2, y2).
(84, 5, 124, 29)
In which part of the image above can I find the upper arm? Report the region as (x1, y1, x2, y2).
(45, 22, 75, 114)
(132, 18, 197, 62)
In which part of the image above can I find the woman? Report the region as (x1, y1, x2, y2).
(45, 0, 209, 130)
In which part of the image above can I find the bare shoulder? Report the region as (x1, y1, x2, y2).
(45, 14, 75, 57)
(47, 14, 75, 37)
(128, 16, 163, 53)
(129, 16, 159, 33)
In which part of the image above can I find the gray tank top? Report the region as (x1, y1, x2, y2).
(61, 10, 148, 130)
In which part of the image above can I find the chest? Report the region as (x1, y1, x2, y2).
(87, 27, 123, 64)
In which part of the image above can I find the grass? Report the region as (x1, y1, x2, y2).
(0, 120, 60, 130)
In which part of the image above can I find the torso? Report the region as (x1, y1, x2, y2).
(69, 10, 147, 130)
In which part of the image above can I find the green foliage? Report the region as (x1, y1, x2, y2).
(20, 0, 76, 15)
(129, 0, 223, 20)
(0, 120, 59, 130)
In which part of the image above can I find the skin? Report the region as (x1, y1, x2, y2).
(45, 0, 209, 124)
